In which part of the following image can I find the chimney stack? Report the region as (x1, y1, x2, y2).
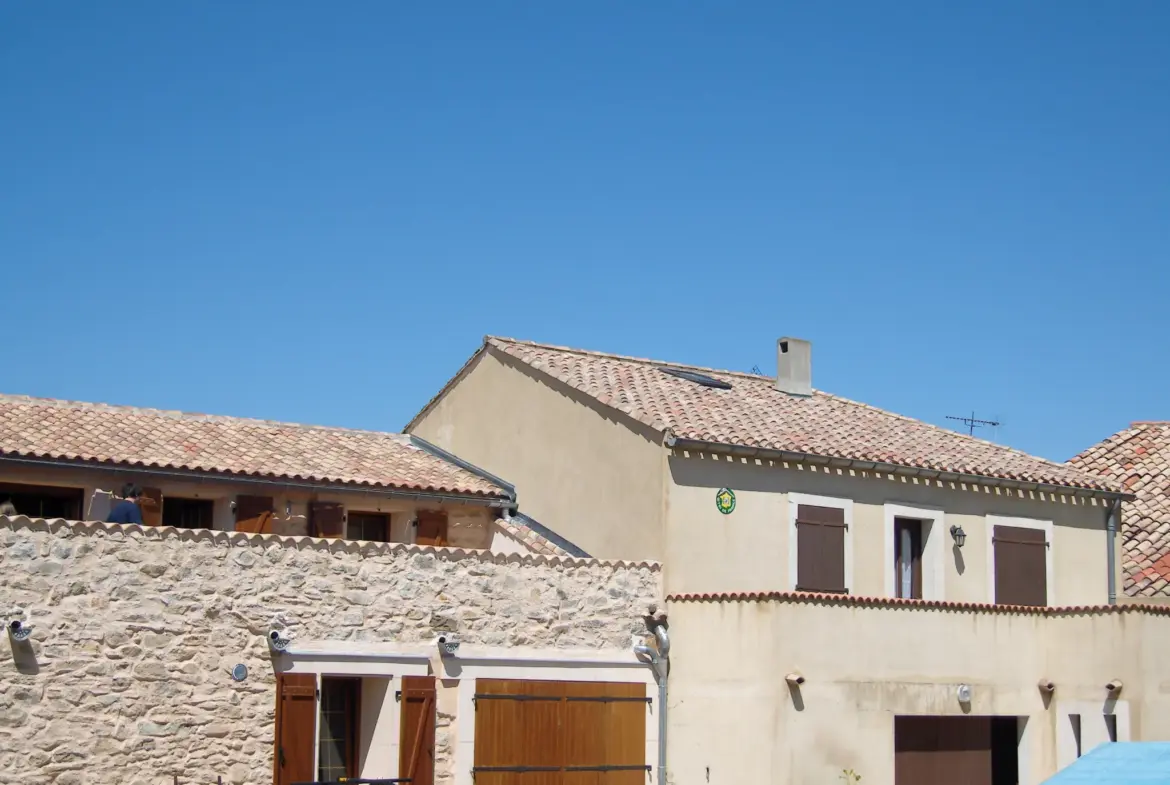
(776, 338, 812, 397)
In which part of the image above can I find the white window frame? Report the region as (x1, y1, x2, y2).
(986, 515, 1055, 606)
(451, 651, 659, 785)
(787, 493, 854, 593)
(883, 503, 946, 601)
(1055, 700, 1130, 770)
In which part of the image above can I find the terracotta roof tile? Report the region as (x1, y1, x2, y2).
(484, 337, 1120, 494)
(0, 394, 508, 498)
(1071, 423, 1170, 597)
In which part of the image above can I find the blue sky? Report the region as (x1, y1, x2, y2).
(2, 2, 1166, 462)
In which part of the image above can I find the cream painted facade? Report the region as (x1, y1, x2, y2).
(408, 341, 1145, 784)
(668, 598, 1170, 785)
(0, 461, 516, 551)
(410, 349, 667, 560)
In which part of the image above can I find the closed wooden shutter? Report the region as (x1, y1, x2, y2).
(399, 676, 436, 785)
(993, 525, 1047, 606)
(234, 495, 274, 533)
(473, 679, 648, 784)
(796, 504, 847, 593)
(139, 487, 163, 527)
(273, 673, 316, 785)
(416, 511, 449, 547)
(310, 502, 346, 538)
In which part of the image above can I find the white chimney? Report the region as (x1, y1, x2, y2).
(776, 338, 812, 397)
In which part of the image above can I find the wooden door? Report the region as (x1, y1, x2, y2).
(473, 679, 647, 785)
(399, 676, 436, 785)
(139, 487, 163, 527)
(416, 511, 449, 547)
(235, 495, 274, 533)
(274, 673, 316, 785)
(895, 716, 992, 785)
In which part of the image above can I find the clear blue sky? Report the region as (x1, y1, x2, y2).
(2, 2, 1167, 462)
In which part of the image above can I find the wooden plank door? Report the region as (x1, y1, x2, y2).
(274, 673, 316, 785)
(416, 511, 449, 546)
(139, 487, 163, 527)
(895, 716, 992, 785)
(400, 676, 437, 785)
(235, 495, 274, 533)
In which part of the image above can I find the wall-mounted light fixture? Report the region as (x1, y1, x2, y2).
(956, 684, 972, 704)
(285, 500, 292, 517)
(230, 500, 237, 514)
(950, 525, 967, 548)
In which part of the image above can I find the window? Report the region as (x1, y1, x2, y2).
(317, 678, 359, 781)
(993, 524, 1049, 606)
(795, 504, 847, 593)
(347, 511, 389, 542)
(894, 518, 924, 599)
(162, 497, 214, 529)
(0, 482, 84, 520)
(310, 502, 346, 539)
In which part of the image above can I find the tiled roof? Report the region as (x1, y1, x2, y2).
(482, 337, 1121, 494)
(0, 394, 509, 498)
(1070, 423, 1170, 596)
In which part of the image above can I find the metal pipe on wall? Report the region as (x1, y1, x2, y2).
(634, 620, 670, 785)
(1107, 498, 1121, 605)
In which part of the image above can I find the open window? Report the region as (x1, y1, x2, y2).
(347, 511, 389, 543)
(0, 482, 84, 520)
(894, 518, 924, 600)
(415, 510, 449, 547)
(161, 497, 214, 530)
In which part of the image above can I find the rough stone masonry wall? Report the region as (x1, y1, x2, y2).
(0, 517, 661, 785)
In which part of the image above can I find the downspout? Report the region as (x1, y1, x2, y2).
(1107, 498, 1121, 605)
(634, 615, 670, 785)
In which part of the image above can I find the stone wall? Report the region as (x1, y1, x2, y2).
(0, 516, 661, 785)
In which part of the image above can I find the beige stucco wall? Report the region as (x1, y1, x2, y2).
(410, 348, 666, 561)
(666, 598, 1170, 785)
(665, 450, 1114, 604)
(0, 463, 503, 551)
(0, 516, 661, 784)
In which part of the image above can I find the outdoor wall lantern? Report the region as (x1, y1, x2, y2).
(950, 525, 967, 547)
(956, 684, 972, 704)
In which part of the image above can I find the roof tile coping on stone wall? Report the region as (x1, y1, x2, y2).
(0, 515, 660, 571)
(666, 591, 1170, 616)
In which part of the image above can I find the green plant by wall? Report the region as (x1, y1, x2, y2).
(840, 769, 861, 784)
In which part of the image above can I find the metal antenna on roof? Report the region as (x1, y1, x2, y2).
(750, 365, 764, 376)
(946, 411, 1001, 437)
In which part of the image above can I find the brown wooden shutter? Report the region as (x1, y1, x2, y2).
(139, 487, 163, 527)
(273, 673, 316, 785)
(234, 495, 274, 533)
(310, 502, 346, 538)
(399, 675, 436, 785)
(993, 525, 1047, 606)
(416, 511, 449, 547)
(796, 504, 847, 593)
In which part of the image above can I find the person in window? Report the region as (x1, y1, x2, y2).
(107, 483, 144, 524)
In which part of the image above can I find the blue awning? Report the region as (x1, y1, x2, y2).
(1044, 743, 1170, 783)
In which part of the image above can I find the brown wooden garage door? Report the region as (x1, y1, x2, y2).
(473, 680, 648, 785)
(895, 717, 992, 785)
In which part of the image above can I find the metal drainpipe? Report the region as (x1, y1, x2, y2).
(1107, 498, 1120, 605)
(634, 623, 670, 785)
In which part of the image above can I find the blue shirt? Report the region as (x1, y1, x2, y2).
(107, 500, 143, 525)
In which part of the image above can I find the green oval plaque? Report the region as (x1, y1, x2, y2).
(716, 488, 736, 515)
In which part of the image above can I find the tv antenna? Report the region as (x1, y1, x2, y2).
(751, 365, 764, 375)
(947, 411, 1001, 437)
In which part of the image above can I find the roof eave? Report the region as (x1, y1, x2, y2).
(664, 435, 1133, 501)
(0, 453, 513, 507)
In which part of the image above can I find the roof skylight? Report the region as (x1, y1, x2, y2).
(658, 367, 733, 390)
